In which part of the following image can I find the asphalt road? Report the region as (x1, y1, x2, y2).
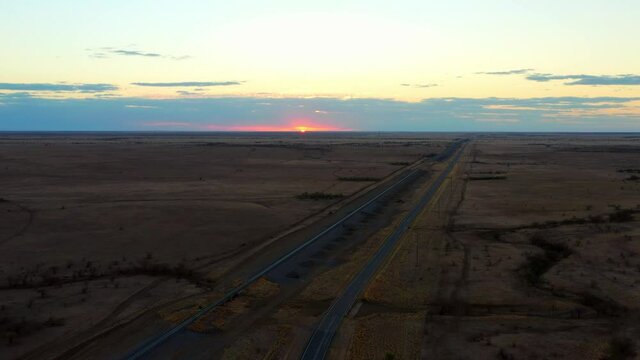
(301, 141, 467, 360)
(122, 144, 461, 360)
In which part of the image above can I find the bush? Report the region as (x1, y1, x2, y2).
(296, 192, 344, 200)
(337, 176, 380, 182)
(469, 175, 507, 181)
(604, 337, 636, 360)
(521, 253, 554, 285)
(520, 234, 572, 285)
(43, 317, 65, 327)
(580, 293, 624, 317)
(609, 209, 634, 223)
(617, 169, 640, 174)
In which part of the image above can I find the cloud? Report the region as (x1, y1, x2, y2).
(477, 69, 534, 75)
(526, 73, 640, 86)
(401, 83, 438, 88)
(475, 118, 520, 123)
(113, 49, 162, 57)
(125, 104, 157, 109)
(176, 90, 200, 96)
(0, 91, 33, 98)
(132, 81, 244, 87)
(0, 96, 638, 132)
(87, 47, 191, 60)
(0, 82, 117, 93)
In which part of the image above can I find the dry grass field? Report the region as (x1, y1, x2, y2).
(0, 132, 448, 359)
(331, 134, 640, 360)
(2, 133, 638, 360)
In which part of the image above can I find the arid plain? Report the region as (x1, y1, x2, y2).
(0, 132, 448, 359)
(1, 133, 638, 360)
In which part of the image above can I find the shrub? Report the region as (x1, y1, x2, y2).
(469, 175, 507, 181)
(296, 192, 344, 200)
(520, 234, 572, 285)
(618, 169, 640, 174)
(337, 176, 380, 182)
(609, 209, 634, 223)
(43, 317, 65, 327)
(580, 293, 624, 316)
(604, 337, 636, 360)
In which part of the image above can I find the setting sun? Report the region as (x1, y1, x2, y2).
(296, 126, 308, 133)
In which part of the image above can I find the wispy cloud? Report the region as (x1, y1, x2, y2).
(477, 69, 534, 75)
(112, 49, 162, 57)
(474, 69, 640, 86)
(475, 118, 520, 123)
(176, 90, 201, 96)
(0, 91, 33, 98)
(526, 73, 640, 86)
(125, 104, 157, 109)
(401, 83, 438, 88)
(0, 82, 117, 93)
(132, 81, 244, 87)
(87, 47, 191, 60)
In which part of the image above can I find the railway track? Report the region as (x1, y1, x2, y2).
(123, 140, 465, 360)
(301, 141, 467, 360)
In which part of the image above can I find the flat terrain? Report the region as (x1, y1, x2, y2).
(1, 133, 639, 360)
(0, 132, 450, 359)
(328, 134, 640, 360)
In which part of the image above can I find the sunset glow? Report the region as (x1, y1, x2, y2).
(199, 120, 349, 132)
(1, 1, 639, 131)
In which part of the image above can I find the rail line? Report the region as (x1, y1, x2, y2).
(123, 142, 463, 359)
(301, 141, 467, 360)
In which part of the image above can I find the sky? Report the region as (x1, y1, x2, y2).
(1, 0, 639, 131)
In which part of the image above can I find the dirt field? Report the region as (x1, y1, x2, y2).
(215, 146, 463, 360)
(331, 134, 640, 360)
(2, 133, 639, 360)
(0, 132, 448, 359)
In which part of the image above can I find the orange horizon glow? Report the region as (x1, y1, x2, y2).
(144, 119, 352, 132)
(203, 120, 351, 132)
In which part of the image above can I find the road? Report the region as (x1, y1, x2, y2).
(122, 141, 464, 360)
(301, 141, 467, 360)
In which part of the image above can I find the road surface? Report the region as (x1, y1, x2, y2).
(122, 141, 464, 359)
(301, 141, 467, 360)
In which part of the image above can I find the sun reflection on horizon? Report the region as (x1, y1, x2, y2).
(202, 120, 351, 132)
